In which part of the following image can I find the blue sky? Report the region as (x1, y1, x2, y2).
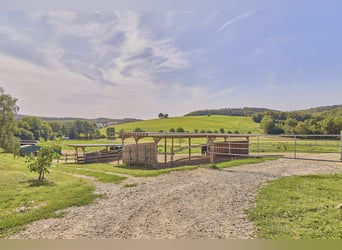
(0, 1, 342, 119)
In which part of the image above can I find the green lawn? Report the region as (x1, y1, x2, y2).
(0, 153, 100, 238)
(101, 115, 262, 134)
(249, 174, 342, 239)
(55, 167, 127, 183)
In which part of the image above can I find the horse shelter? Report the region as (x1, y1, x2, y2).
(119, 132, 250, 168)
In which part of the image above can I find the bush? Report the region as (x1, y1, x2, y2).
(176, 127, 185, 132)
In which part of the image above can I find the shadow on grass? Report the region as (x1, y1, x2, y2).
(27, 179, 56, 187)
(114, 165, 158, 170)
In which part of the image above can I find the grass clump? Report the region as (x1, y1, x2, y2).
(249, 174, 342, 239)
(124, 183, 138, 188)
(0, 153, 99, 238)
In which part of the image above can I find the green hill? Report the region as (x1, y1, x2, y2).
(102, 115, 262, 134)
(296, 104, 342, 116)
(185, 107, 278, 117)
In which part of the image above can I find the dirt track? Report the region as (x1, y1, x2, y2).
(8, 158, 342, 239)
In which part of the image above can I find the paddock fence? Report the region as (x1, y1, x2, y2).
(247, 134, 342, 162)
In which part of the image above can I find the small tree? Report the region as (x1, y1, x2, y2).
(26, 140, 61, 181)
(176, 127, 185, 132)
(106, 127, 115, 140)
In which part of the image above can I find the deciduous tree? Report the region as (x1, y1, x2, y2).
(26, 140, 61, 181)
(0, 87, 20, 154)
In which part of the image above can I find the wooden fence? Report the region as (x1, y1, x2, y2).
(58, 153, 77, 164)
(122, 143, 158, 168)
(210, 140, 249, 159)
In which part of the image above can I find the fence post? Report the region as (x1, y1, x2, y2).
(340, 131, 342, 161)
(257, 135, 260, 156)
(294, 135, 297, 159)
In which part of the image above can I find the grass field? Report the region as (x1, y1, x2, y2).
(101, 115, 262, 134)
(0, 153, 100, 238)
(249, 174, 342, 239)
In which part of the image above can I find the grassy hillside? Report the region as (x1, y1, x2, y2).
(296, 104, 342, 115)
(101, 115, 262, 134)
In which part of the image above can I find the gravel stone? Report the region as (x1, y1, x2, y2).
(7, 157, 342, 239)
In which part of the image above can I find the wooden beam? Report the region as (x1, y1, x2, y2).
(188, 137, 191, 160)
(153, 136, 162, 144)
(164, 137, 167, 163)
(171, 137, 174, 163)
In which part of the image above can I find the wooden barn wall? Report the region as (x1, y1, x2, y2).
(122, 143, 158, 167)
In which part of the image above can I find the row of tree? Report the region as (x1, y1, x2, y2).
(185, 107, 275, 117)
(0, 87, 105, 154)
(16, 117, 105, 141)
(129, 127, 246, 134)
(254, 111, 342, 135)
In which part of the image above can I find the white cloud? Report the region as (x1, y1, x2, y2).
(216, 10, 256, 33)
(0, 11, 199, 119)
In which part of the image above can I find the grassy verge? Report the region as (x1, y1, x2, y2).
(211, 157, 276, 169)
(57, 163, 200, 177)
(55, 167, 127, 183)
(249, 174, 342, 239)
(0, 153, 100, 238)
(57, 157, 275, 177)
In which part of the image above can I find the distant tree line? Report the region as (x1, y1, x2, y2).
(15, 116, 105, 140)
(185, 107, 276, 117)
(130, 127, 248, 134)
(253, 110, 342, 135)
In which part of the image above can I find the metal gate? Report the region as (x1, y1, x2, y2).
(248, 133, 342, 162)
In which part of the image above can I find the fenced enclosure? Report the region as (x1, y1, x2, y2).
(118, 132, 342, 168)
(66, 144, 123, 164)
(249, 134, 342, 162)
(58, 132, 341, 168)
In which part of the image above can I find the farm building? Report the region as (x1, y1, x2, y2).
(63, 132, 250, 167)
(119, 132, 250, 168)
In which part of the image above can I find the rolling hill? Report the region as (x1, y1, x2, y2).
(296, 104, 342, 116)
(101, 115, 263, 134)
(184, 107, 278, 117)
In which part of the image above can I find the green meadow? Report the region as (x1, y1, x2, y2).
(102, 115, 263, 134)
(249, 174, 342, 239)
(0, 153, 100, 238)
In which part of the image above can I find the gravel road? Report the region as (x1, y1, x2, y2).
(8, 158, 342, 239)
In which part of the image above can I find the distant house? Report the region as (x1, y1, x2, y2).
(96, 123, 104, 129)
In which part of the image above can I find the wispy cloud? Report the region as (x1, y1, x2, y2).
(0, 11, 199, 118)
(216, 10, 256, 33)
